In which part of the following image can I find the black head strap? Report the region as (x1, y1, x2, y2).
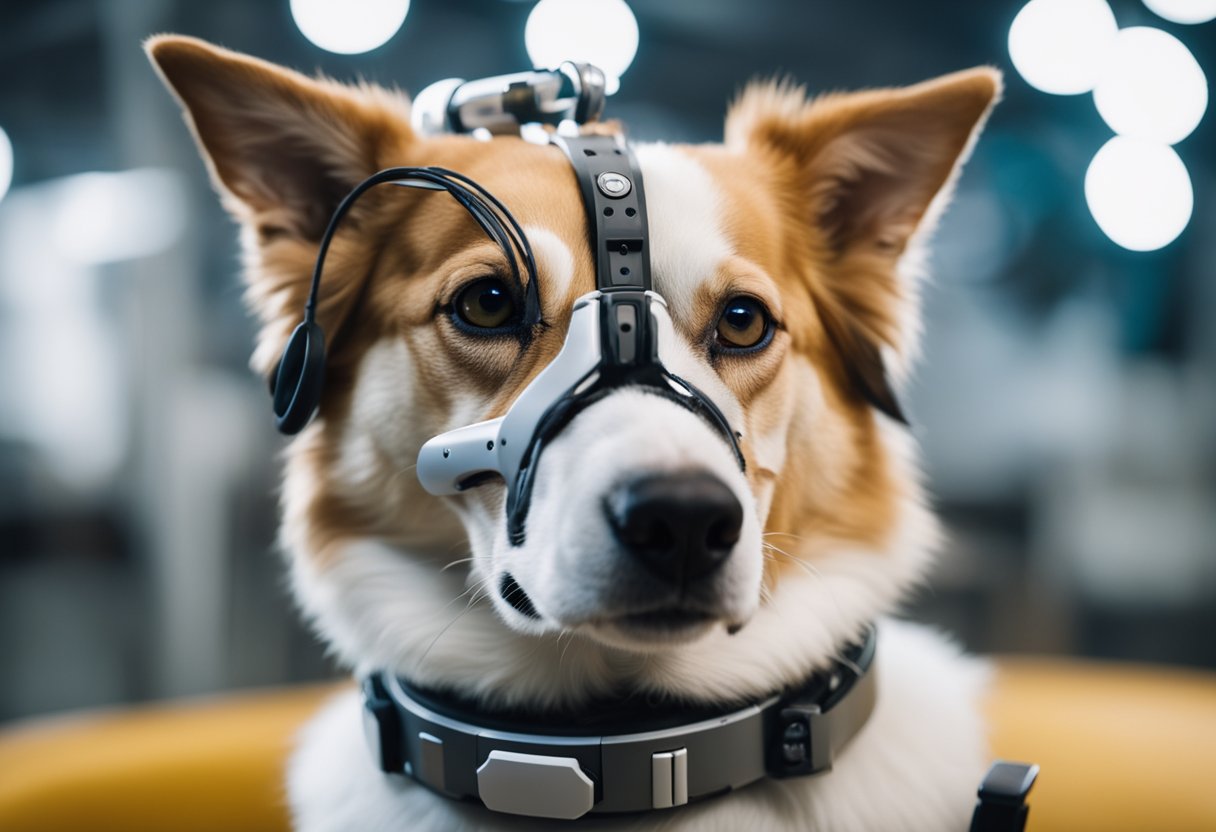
(551, 133, 651, 292)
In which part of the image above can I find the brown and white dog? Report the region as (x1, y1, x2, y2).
(148, 35, 1000, 831)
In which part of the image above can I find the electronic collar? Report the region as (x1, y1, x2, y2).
(361, 626, 877, 819)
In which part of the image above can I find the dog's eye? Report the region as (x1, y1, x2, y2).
(715, 297, 771, 350)
(455, 278, 516, 330)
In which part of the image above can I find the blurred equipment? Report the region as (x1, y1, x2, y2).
(411, 63, 606, 137)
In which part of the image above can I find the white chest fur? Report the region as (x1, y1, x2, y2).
(287, 619, 989, 832)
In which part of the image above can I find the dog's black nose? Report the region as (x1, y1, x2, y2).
(605, 471, 743, 585)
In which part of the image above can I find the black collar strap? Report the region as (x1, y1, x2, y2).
(361, 625, 877, 820)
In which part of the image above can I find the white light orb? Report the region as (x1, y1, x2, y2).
(1008, 0, 1118, 95)
(53, 169, 188, 265)
(526, 0, 638, 95)
(1085, 136, 1193, 251)
(1143, 0, 1216, 24)
(1093, 27, 1207, 145)
(0, 126, 12, 204)
(290, 0, 410, 55)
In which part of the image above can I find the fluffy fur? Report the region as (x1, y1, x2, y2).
(147, 34, 1001, 831)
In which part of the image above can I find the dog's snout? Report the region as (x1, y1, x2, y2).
(605, 472, 743, 585)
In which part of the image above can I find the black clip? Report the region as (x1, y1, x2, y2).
(767, 704, 832, 777)
(969, 760, 1039, 832)
(361, 674, 405, 774)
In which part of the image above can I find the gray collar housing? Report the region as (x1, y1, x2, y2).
(361, 627, 878, 819)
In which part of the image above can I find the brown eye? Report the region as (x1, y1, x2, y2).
(455, 278, 516, 330)
(716, 297, 771, 350)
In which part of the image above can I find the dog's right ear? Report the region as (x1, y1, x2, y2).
(145, 35, 413, 241)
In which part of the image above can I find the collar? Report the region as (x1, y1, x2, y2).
(360, 625, 878, 820)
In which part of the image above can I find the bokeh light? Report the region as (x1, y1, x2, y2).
(52, 169, 188, 265)
(1093, 27, 1207, 145)
(1085, 136, 1193, 251)
(1142, 0, 1216, 24)
(289, 0, 410, 55)
(0, 126, 12, 204)
(1008, 0, 1118, 95)
(525, 0, 639, 95)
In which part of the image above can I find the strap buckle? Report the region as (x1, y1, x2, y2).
(969, 760, 1040, 832)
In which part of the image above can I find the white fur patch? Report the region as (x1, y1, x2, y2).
(521, 224, 575, 303)
(633, 144, 733, 319)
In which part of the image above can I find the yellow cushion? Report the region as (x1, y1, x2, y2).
(986, 659, 1216, 832)
(0, 685, 339, 832)
(1, 660, 1213, 831)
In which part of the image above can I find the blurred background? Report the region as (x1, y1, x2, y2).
(0, 0, 1212, 721)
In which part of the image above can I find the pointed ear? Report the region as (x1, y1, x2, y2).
(727, 68, 1001, 421)
(145, 35, 413, 240)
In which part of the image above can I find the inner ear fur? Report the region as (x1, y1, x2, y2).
(727, 68, 1001, 423)
(145, 34, 414, 241)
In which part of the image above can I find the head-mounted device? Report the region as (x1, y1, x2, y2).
(270, 63, 745, 547)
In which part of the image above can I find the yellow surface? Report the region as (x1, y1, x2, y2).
(986, 658, 1216, 832)
(0, 684, 343, 832)
(0, 661, 1214, 831)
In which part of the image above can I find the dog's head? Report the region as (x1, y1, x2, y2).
(149, 37, 998, 703)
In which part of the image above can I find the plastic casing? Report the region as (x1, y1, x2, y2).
(416, 291, 681, 496)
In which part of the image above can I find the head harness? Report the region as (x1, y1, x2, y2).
(269, 63, 744, 547)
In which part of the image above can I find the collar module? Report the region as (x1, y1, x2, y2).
(360, 626, 878, 820)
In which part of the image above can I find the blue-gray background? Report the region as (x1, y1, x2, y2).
(1, 0, 1213, 719)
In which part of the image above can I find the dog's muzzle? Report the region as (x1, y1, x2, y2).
(416, 287, 745, 544)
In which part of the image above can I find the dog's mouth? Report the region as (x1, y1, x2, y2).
(611, 607, 717, 636)
(497, 571, 734, 646)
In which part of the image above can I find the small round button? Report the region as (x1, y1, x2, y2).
(783, 721, 808, 742)
(597, 171, 632, 199)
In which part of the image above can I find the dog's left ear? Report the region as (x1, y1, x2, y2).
(146, 35, 417, 374)
(145, 34, 413, 241)
(727, 68, 1001, 422)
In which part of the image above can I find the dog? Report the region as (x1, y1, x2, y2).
(148, 35, 1000, 831)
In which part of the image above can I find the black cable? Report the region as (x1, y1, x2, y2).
(304, 166, 540, 327)
(429, 166, 542, 325)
